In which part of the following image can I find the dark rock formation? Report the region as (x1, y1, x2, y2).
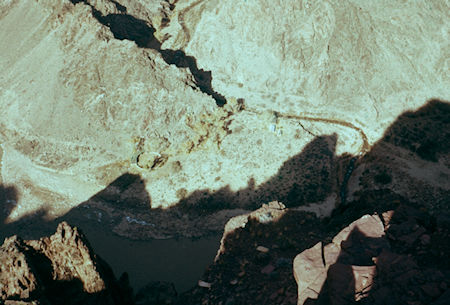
(0, 222, 133, 305)
(295, 205, 450, 305)
(175, 190, 449, 305)
(177, 203, 322, 305)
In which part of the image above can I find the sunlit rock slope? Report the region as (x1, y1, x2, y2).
(0, 0, 448, 238)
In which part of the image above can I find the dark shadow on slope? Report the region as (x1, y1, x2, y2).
(381, 99, 450, 162)
(0, 134, 343, 293)
(0, 175, 222, 295)
(0, 184, 18, 226)
(303, 202, 449, 305)
(1, 99, 448, 303)
(174, 133, 342, 217)
(331, 98, 450, 219)
(174, 99, 449, 304)
(0, 133, 351, 299)
(306, 227, 390, 305)
(91, 173, 151, 212)
(69, 0, 227, 106)
(177, 190, 409, 305)
(1, 174, 150, 239)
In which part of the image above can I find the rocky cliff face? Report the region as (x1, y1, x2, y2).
(2, 201, 449, 305)
(0, 222, 133, 305)
(0, 0, 219, 221)
(177, 98, 449, 304)
(163, 0, 448, 143)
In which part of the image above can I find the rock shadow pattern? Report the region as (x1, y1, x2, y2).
(173, 99, 450, 304)
(1, 99, 449, 305)
(0, 184, 18, 226)
(70, 0, 227, 106)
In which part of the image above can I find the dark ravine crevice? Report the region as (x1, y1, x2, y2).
(110, 0, 127, 13)
(69, 0, 226, 106)
(159, 49, 227, 106)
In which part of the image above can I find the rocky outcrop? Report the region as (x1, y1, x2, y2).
(0, 222, 133, 305)
(179, 202, 322, 305)
(0, 236, 42, 303)
(215, 201, 287, 260)
(294, 206, 450, 305)
(294, 214, 386, 304)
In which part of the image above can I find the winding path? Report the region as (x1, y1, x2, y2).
(277, 111, 370, 205)
(242, 107, 370, 156)
(280, 113, 370, 155)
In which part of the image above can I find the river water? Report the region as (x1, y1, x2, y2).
(0, 216, 221, 293)
(79, 223, 221, 293)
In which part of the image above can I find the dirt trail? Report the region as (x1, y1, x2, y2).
(243, 107, 370, 156)
(177, 0, 206, 48)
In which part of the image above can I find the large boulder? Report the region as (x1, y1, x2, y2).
(294, 206, 450, 304)
(293, 214, 386, 304)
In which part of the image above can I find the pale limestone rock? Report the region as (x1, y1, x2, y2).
(167, 0, 449, 147)
(0, 0, 216, 219)
(0, 0, 448, 239)
(216, 201, 286, 259)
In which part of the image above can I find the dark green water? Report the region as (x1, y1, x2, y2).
(0, 218, 221, 293)
(80, 224, 221, 293)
